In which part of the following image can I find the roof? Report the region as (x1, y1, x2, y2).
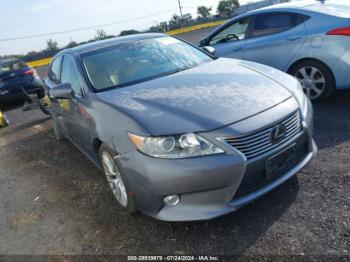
(0, 57, 18, 64)
(246, 0, 350, 15)
(60, 33, 165, 56)
(257, 0, 316, 11)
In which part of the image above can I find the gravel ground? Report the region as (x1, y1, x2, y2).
(0, 29, 349, 259)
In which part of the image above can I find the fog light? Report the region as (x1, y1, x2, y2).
(163, 195, 180, 207)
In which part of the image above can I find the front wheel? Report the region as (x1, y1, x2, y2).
(38, 96, 51, 115)
(0, 113, 9, 127)
(289, 60, 335, 102)
(99, 144, 136, 213)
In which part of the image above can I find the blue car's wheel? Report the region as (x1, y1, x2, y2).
(290, 60, 335, 102)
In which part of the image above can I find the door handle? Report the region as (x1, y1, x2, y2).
(232, 47, 242, 52)
(287, 37, 302, 41)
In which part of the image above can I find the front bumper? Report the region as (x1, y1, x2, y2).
(157, 140, 316, 221)
(118, 98, 316, 221)
(333, 47, 350, 89)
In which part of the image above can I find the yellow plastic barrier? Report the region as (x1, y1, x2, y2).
(27, 57, 52, 68)
(167, 20, 226, 35)
(26, 20, 226, 68)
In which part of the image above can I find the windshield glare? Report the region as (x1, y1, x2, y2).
(82, 36, 212, 91)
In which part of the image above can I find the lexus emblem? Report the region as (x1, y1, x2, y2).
(271, 124, 287, 142)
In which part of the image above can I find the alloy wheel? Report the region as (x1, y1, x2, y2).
(294, 66, 326, 100)
(101, 151, 128, 207)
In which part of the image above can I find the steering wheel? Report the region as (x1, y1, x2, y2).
(226, 33, 240, 41)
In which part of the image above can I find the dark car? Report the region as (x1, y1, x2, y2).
(0, 58, 45, 103)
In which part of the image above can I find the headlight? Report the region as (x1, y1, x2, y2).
(128, 132, 224, 159)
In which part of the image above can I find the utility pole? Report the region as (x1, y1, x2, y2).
(177, 0, 183, 18)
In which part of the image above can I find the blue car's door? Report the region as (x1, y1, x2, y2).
(208, 17, 253, 59)
(243, 12, 308, 71)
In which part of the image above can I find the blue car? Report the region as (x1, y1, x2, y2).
(200, 0, 350, 102)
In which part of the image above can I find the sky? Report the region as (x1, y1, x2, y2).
(0, 0, 254, 55)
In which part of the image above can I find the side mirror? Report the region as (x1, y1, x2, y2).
(49, 83, 74, 99)
(203, 46, 216, 56)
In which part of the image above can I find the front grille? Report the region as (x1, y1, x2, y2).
(224, 111, 302, 160)
(234, 170, 266, 198)
(232, 142, 308, 200)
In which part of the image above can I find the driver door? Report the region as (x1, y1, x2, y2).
(59, 55, 92, 153)
(208, 17, 252, 59)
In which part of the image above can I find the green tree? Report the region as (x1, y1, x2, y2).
(197, 6, 212, 18)
(45, 39, 58, 52)
(169, 14, 180, 26)
(95, 29, 108, 41)
(66, 41, 78, 48)
(119, 30, 140, 36)
(217, 0, 240, 16)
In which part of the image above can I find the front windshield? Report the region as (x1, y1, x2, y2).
(82, 36, 212, 91)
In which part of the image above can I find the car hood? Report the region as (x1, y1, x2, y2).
(96, 58, 293, 136)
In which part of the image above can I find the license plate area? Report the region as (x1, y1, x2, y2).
(266, 144, 297, 180)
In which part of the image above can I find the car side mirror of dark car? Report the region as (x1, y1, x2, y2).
(203, 46, 216, 56)
(49, 83, 74, 99)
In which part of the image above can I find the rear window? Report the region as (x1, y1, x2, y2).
(0, 59, 26, 74)
(251, 13, 305, 37)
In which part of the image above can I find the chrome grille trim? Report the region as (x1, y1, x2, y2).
(223, 111, 302, 160)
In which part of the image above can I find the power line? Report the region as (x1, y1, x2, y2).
(0, 8, 178, 42)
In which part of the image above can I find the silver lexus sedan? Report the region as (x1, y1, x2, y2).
(46, 34, 317, 221)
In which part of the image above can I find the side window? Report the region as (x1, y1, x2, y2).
(250, 13, 304, 38)
(49, 56, 62, 83)
(209, 17, 252, 45)
(61, 56, 83, 97)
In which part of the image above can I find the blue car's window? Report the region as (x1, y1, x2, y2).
(209, 18, 251, 45)
(82, 36, 212, 91)
(251, 13, 303, 37)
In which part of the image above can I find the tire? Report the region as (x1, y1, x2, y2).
(38, 98, 50, 115)
(52, 118, 65, 141)
(3, 114, 9, 126)
(289, 60, 336, 102)
(99, 143, 136, 213)
(1, 113, 9, 127)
